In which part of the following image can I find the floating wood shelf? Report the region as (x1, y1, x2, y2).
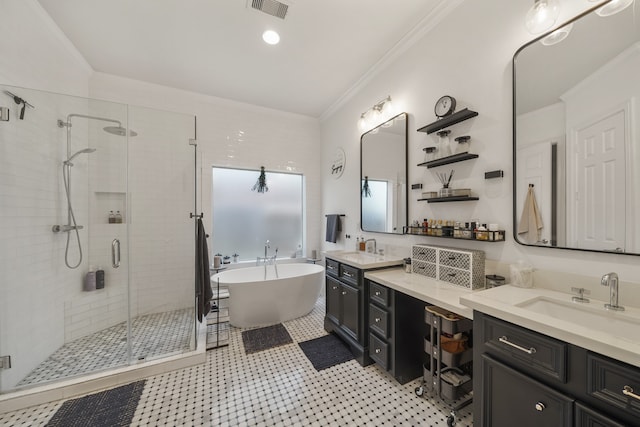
(417, 108, 479, 134)
(417, 152, 479, 168)
(417, 196, 479, 203)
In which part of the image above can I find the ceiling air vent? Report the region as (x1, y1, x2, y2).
(249, 0, 289, 19)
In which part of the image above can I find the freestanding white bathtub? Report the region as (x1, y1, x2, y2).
(210, 263, 324, 328)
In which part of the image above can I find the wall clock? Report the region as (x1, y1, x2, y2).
(331, 148, 345, 179)
(434, 95, 456, 118)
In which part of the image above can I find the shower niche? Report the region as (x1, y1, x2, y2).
(94, 191, 127, 224)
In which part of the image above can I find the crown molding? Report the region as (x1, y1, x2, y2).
(319, 0, 465, 122)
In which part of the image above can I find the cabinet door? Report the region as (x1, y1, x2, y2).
(341, 282, 360, 341)
(575, 402, 625, 427)
(326, 276, 341, 324)
(481, 355, 573, 427)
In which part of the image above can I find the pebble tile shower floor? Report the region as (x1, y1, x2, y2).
(0, 297, 473, 426)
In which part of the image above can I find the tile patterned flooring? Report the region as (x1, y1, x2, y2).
(1, 297, 473, 426)
(17, 308, 195, 387)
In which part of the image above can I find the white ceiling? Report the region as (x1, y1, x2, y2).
(37, 0, 448, 118)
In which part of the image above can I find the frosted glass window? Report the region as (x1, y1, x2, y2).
(212, 167, 303, 261)
(361, 179, 388, 232)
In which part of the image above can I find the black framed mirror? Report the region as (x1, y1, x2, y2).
(360, 112, 408, 234)
(513, 1, 640, 255)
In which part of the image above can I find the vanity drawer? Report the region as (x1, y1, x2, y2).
(369, 303, 390, 338)
(412, 245, 437, 263)
(480, 314, 567, 383)
(575, 402, 626, 427)
(587, 353, 640, 420)
(412, 259, 437, 278)
(439, 266, 471, 288)
(369, 282, 390, 306)
(325, 259, 339, 278)
(369, 333, 390, 370)
(340, 264, 360, 286)
(438, 249, 471, 270)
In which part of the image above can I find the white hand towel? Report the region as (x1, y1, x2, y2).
(518, 186, 543, 244)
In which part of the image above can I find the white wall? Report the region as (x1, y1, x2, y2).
(320, 0, 640, 291)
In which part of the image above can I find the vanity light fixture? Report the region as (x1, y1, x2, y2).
(525, 0, 560, 34)
(262, 30, 280, 45)
(541, 23, 573, 45)
(358, 96, 394, 132)
(590, 0, 634, 17)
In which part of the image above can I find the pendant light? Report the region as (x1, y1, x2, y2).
(525, 0, 561, 34)
(593, 0, 634, 17)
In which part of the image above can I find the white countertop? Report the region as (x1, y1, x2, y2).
(364, 268, 475, 319)
(460, 285, 640, 368)
(325, 250, 404, 270)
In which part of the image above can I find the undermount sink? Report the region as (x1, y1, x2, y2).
(516, 297, 640, 343)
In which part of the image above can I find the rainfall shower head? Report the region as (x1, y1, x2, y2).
(64, 148, 96, 166)
(103, 126, 138, 137)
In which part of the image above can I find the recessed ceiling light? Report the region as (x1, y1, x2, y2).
(262, 30, 280, 45)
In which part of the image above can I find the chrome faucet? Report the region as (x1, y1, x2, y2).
(364, 238, 376, 254)
(601, 272, 624, 311)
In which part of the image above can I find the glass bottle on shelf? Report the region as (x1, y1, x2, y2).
(108, 211, 115, 224)
(436, 130, 452, 158)
(115, 210, 123, 224)
(454, 135, 471, 154)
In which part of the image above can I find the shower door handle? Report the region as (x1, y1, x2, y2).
(112, 239, 121, 268)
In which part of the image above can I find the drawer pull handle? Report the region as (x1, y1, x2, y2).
(375, 348, 381, 354)
(341, 291, 347, 295)
(375, 291, 381, 296)
(332, 286, 338, 290)
(343, 271, 353, 278)
(417, 266, 425, 270)
(448, 256, 456, 260)
(623, 386, 640, 401)
(535, 402, 545, 412)
(498, 336, 536, 354)
(375, 317, 381, 323)
(447, 273, 456, 277)
(327, 265, 335, 270)
(419, 251, 426, 255)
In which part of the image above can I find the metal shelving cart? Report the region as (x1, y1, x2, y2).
(207, 273, 229, 349)
(415, 305, 473, 427)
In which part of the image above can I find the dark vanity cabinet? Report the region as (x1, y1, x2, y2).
(324, 257, 402, 366)
(324, 258, 368, 365)
(367, 281, 424, 384)
(473, 311, 639, 427)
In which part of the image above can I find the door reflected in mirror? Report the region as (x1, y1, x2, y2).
(360, 112, 408, 234)
(513, 2, 639, 255)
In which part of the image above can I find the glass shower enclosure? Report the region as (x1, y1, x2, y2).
(0, 85, 198, 393)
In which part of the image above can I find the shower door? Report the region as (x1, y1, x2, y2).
(126, 105, 197, 362)
(0, 85, 197, 394)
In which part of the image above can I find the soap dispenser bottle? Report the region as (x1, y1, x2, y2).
(84, 266, 96, 291)
(108, 210, 115, 224)
(355, 237, 360, 251)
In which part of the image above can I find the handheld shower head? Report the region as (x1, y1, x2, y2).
(64, 148, 96, 166)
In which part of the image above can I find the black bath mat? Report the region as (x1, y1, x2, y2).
(298, 333, 354, 371)
(46, 380, 145, 427)
(242, 323, 293, 354)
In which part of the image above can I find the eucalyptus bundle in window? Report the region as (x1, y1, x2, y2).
(362, 176, 372, 197)
(252, 166, 269, 193)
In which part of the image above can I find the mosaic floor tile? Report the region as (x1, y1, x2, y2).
(0, 296, 473, 426)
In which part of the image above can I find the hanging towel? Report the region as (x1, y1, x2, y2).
(518, 185, 544, 244)
(196, 218, 213, 322)
(325, 214, 341, 243)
